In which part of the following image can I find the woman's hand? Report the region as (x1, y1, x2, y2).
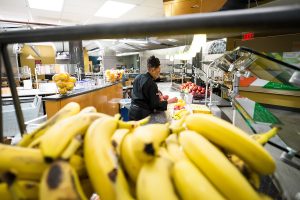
(167, 97, 178, 104)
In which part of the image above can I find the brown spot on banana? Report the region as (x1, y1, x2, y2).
(47, 163, 62, 189)
(111, 140, 118, 149)
(108, 168, 118, 183)
(2, 172, 16, 186)
(144, 143, 155, 156)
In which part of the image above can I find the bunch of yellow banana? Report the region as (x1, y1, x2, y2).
(0, 102, 278, 200)
(172, 108, 189, 120)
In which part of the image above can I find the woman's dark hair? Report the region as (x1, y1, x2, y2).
(147, 55, 160, 68)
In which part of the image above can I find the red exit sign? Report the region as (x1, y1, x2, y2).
(242, 32, 254, 41)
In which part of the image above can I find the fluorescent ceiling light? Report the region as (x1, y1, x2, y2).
(95, 1, 136, 19)
(119, 39, 148, 44)
(28, 0, 64, 12)
(116, 52, 139, 57)
(167, 39, 177, 42)
(26, 54, 35, 60)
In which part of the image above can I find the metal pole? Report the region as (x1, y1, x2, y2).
(0, 44, 3, 143)
(232, 73, 240, 126)
(1, 44, 26, 136)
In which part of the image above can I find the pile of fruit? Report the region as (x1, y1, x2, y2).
(0, 102, 278, 200)
(173, 99, 186, 110)
(52, 73, 76, 95)
(180, 82, 208, 99)
(105, 69, 124, 83)
(172, 109, 190, 120)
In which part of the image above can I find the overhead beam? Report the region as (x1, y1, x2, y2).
(0, 5, 299, 44)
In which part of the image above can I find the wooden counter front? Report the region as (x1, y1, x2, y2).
(44, 83, 122, 118)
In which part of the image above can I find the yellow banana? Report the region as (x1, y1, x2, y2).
(169, 116, 186, 134)
(0, 144, 47, 180)
(179, 130, 261, 200)
(84, 117, 119, 200)
(116, 166, 135, 200)
(259, 193, 273, 200)
(250, 127, 279, 145)
(248, 170, 261, 190)
(111, 128, 130, 157)
(172, 160, 226, 200)
(27, 135, 44, 148)
(79, 106, 97, 114)
(227, 154, 261, 190)
(136, 157, 179, 200)
(69, 154, 87, 178)
(226, 127, 279, 189)
(120, 133, 143, 183)
(137, 116, 151, 125)
(165, 134, 187, 162)
(40, 113, 104, 161)
(118, 116, 151, 129)
(8, 179, 39, 200)
(185, 114, 275, 175)
(0, 183, 12, 200)
(165, 135, 226, 200)
(131, 123, 170, 162)
(80, 178, 94, 199)
(18, 102, 80, 147)
(39, 161, 87, 200)
(61, 135, 83, 160)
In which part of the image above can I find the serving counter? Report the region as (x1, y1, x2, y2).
(43, 82, 122, 118)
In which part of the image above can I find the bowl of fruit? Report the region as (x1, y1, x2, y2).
(105, 69, 124, 83)
(52, 73, 76, 96)
(173, 99, 186, 110)
(180, 82, 209, 100)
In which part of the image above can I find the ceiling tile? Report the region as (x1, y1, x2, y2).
(61, 13, 90, 21)
(31, 9, 61, 19)
(142, 0, 163, 8)
(0, 0, 27, 7)
(63, 3, 99, 14)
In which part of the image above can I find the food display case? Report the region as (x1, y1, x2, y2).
(212, 47, 300, 169)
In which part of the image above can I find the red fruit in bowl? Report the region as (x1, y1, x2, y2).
(191, 91, 196, 96)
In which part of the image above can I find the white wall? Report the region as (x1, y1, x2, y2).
(139, 47, 186, 73)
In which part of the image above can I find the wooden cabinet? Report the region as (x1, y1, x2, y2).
(164, 0, 226, 17)
(45, 83, 122, 118)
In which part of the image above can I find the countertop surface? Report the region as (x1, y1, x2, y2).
(43, 82, 119, 101)
(1, 88, 56, 98)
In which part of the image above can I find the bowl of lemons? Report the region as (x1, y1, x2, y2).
(52, 73, 76, 96)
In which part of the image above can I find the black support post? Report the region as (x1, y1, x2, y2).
(0, 44, 3, 143)
(1, 44, 26, 136)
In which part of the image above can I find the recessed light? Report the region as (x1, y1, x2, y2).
(116, 52, 139, 56)
(28, 0, 64, 12)
(167, 39, 178, 42)
(119, 39, 148, 44)
(95, 1, 136, 19)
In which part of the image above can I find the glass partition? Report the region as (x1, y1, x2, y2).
(212, 47, 300, 157)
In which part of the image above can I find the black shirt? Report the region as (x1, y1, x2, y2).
(131, 72, 167, 112)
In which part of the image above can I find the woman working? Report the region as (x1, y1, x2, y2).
(129, 55, 177, 120)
